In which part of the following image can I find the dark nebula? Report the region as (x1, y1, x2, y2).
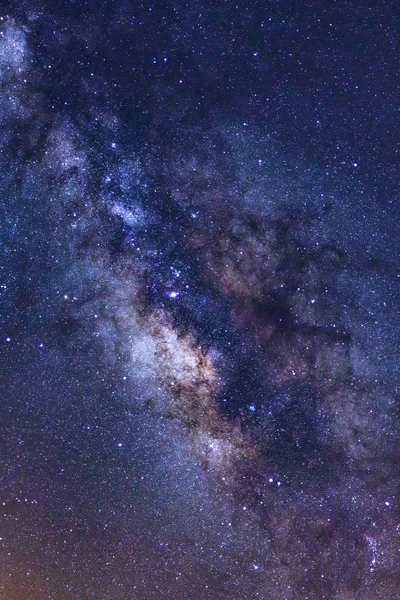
(1, 2, 400, 599)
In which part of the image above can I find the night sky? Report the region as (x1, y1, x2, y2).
(1, 1, 400, 599)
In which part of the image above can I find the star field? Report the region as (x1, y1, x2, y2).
(1, 2, 400, 599)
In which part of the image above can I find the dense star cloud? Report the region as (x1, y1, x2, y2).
(1, 3, 400, 599)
